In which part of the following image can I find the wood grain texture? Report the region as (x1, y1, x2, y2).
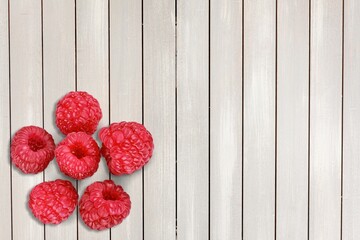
(143, 0, 176, 239)
(110, 0, 142, 239)
(177, 0, 209, 239)
(277, 0, 309, 239)
(43, 0, 76, 239)
(210, 0, 242, 239)
(343, 0, 360, 239)
(243, 0, 276, 239)
(10, 0, 44, 240)
(2, 1, 360, 240)
(76, 0, 110, 239)
(0, 0, 11, 239)
(309, 0, 342, 239)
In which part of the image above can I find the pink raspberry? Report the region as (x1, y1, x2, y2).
(98, 122, 154, 175)
(11, 126, 55, 174)
(55, 91, 102, 135)
(28, 179, 78, 224)
(79, 180, 131, 230)
(55, 132, 100, 180)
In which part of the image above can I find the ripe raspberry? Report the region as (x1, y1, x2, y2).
(11, 126, 55, 174)
(79, 180, 131, 230)
(55, 91, 102, 135)
(28, 179, 78, 224)
(55, 132, 100, 180)
(98, 122, 154, 175)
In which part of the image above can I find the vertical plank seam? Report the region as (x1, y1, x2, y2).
(208, 0, 211, 238)
(241, 0, 245, 239)
(40, 0, 45, 237)
(74, 0, 78, 92)
(274, 0, 278, 238)
(307, 0, 311, 239)
(107, 3, 111, 131)
(340, 0, 345, 238)
(41, 1, 44, 137)
(7, 0, 13, 239)
(175, 0, 178, 238)
(141, 0, 145, 239)
(74, 1, 78, 239)
(108, 0, 111, 239)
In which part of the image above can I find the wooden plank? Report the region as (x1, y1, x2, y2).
(343, 0, 360, 238)
(309, 0, 343, 239)
(109, 0, 142, 239)
(0, 0, 11, 239)
(276, 0, 309, 239)
(177, 0, 208, 239)
(43, 0, 76, 239)
(143, 0, 176, 239)
(10, 0, 44, 240)
(243, 0, 276, 239)
(209, 0, 242, 239)
(76, 0, 110, 239)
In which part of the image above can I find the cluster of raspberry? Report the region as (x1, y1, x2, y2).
(10, 91, 154, 231)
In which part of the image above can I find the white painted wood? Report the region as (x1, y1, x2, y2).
(210, 0, 242, 239)
(43, 0, 76, 239)
(343, 0, 360, 239)
(309, 0, 343, 239)
(110, 0, 142, 239)
(277, 0, 309, 239)
(0, 0, 11, 239)
(10, 0, 44, 240)
(76, 0, 110, 239)
(243, 0, 275, 239)
(143, 0, 176, 239)
(177, 0, 208, 239)
(2, 1, 360, 239)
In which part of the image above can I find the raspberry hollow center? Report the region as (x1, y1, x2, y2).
(71, 145, 87, 159)
(28, 136, 46, 152)
(103, 190, 120, 201)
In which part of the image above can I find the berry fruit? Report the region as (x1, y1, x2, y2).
(11, 126, 55, 174)
(79, 180, 131, 230)
(28, 179, 78, 224)
(55, 132, 100, 180)
(55, 91, 102, 135)
(98, 122, 154, 175)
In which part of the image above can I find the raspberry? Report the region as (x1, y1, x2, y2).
(98, 122, 154, 175)
(11, 126, 55, 174)
(28, 179, 78, 224)
(79, 180, 131, 230)
(55, 91, 102, 135)
(55, 132, 100, 180)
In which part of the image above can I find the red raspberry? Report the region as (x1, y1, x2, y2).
(98, 122, 154, 175)
(11, 126, 55, 174)
(79, 180, 131, 230)
(28, 179, 78, 224)
(55, 91, 102, 135)
(55, 132, 100, 180)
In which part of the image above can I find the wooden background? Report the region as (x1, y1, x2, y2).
(0, 0, 359, 239)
